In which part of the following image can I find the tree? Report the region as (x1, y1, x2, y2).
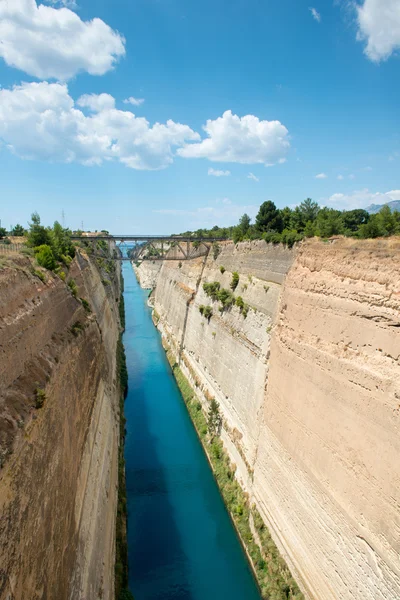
(255, 201, 283, 233)
(0, 227, 7, 239)
(342, 209, 369, 233)
(315, 208, 343, 238)
(11, 224, 25, 236)
(377, 205, 398, 236)
(238, 213, 251, 237)
(279, 207, 293, 230)
(50, 221, 75, 260)
(291, 198, 320, 231)
(27, 212, 51, 248)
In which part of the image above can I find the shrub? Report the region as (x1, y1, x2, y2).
(68, 278, 78, 298)
(203, 281, 221, 301)
(81, 298, 91, 312)
(59, 271, 66, 281)
(230, 271, 239, 290)
(33, 269, 46, 283)
(203, 305, 213, 320)
(208, 398, 222, 439)
(61, 254, 72, 268)
(35, 387, 46, 409)
(220, 266, 226, 274)
(236, 296, 244, 310)
(70, 321, 83, 336)
(35, 244, 56, 270)
(212, 241, 221, 260)
(217, 288, 235, 310)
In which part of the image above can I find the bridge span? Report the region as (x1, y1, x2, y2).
(71, 235, 225, 261)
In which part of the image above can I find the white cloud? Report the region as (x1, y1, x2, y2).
(349, 173, 355, 179)
(0, 82, 199, 170)
(325, 188, 400, 210)
(356, 0, 400, 62)
(123, 97, 145, 106)
(45, 0, 77, 7)
(337, 174, 344, 180)
(177, 110, 290, 166)
(309, 7, 321, 22)
(0, 0, 125, 80)
(248, 172, 260, 182)
(315, 173, 327, 179)
(77, 93, 116, 112)
(208, 168, 231, 177)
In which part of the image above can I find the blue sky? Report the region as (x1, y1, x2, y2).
(0, 0, 399, 233)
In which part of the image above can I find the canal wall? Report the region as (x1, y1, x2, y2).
(135, 237, 400, 600)
(0, 250, 122, 600)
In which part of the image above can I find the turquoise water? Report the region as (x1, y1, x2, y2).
(122, 262, 261, 600)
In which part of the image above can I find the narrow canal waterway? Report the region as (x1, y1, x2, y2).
(122, 261, 261, 600)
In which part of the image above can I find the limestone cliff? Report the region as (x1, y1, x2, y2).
(0, 249, 122, 600)
(136, 237, 400, 600)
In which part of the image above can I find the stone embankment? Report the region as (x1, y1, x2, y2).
(135, 237, 400, 600)
(0, 249, 122, 600)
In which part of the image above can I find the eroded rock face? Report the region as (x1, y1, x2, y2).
(0, 252, 121, 600)
(137, 238, 400, 600)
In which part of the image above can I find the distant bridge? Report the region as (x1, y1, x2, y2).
(71, 235, 225, 261)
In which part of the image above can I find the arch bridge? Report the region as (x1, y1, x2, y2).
(71, 235, 225, 261)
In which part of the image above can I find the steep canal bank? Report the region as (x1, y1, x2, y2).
(122, 261, 260, 599)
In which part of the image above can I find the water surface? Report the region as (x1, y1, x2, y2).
(122, 261, 260, 600)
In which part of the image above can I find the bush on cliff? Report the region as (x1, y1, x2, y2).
(230, 271, 239, 290)
(34, 244, 56, 270)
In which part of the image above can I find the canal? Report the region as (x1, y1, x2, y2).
(122, 261, 261, 600)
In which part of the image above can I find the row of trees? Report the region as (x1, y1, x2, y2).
(0, 224, 25, 239)
(180, 199, 400, 245)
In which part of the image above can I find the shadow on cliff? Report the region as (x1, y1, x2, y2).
(122, 282, 195, 600)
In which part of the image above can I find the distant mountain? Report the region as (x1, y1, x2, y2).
(366, 200, 400, 214)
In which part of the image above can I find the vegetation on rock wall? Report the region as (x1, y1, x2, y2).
(166, 349, 304, 600)
(115, 294, 134, 600)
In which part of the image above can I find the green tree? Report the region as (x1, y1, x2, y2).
(50, 221, 75, 260)
(342, 209, 370, 233)
(11, 224, 25, 236)
(303, 220, 316, 237)
(358, 214, 383, 239)
(279, 206, 293, 230)
(291, 198, 320, 232)
(255, 201, 283, 233)
(377, 205, 398, 236)
(0, 227, 7, 239)
(35, 244, 56, 270)
(315, 208, 343, 237)
(27, 212, 51, 248)
(238, 213, 251, 237)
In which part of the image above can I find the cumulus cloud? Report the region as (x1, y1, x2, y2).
(177, 110, 290, 166)
(325, 188, 400, 210)
(309, 7, 321, 22)
(0, 0, 125, 80)
(124, 97, 145, 106)
(208, 168, 231, 177)
(337, 174, 344, 180)
(248, 172, 260, 182)
(356, 0, 400, 62)
(0, 82, 199, 170)
(315, 173, 327, 179)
